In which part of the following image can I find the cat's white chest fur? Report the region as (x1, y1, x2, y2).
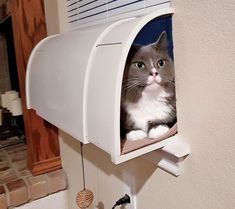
(125, 87, 172, 133)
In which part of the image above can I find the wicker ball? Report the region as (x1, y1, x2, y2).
(76, 189, 94, 209)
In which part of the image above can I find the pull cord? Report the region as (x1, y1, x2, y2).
(80, 142, 86, 190)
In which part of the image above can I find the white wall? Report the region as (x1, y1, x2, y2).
(44, 0, 67, 34)
(45, 0, 235, 208)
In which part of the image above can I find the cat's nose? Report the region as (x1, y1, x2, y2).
(150, 72, 158, 78)
(150, 68, 158, 78)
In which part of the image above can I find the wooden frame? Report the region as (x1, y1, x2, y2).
(9, 0, 61, 175)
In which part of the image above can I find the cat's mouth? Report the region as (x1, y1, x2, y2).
(147, 81, 161, 87)
(145, 82, 161, 91)
(147, 75, 163, 86)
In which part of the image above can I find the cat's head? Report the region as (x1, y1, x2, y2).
(122, 31, 174, 101)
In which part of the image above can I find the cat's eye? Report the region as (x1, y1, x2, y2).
(157, 59, 166, 68)
(134, 62, 145, 69)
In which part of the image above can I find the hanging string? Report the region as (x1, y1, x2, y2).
(80, 142, 86, 190)
(76, 143, 94, 209)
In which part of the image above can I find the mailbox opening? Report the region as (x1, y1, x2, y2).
(120, 16, 177, 155)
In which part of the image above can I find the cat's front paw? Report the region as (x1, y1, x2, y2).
(148, 125, 169, 139)
(126, 130, 147, 141)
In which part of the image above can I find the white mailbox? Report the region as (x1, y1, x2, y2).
(26, 8, 177, 164)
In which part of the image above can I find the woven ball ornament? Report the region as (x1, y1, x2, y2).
(76, 189, 94, 209)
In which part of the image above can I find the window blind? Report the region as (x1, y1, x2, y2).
(66, 0, 171, 29)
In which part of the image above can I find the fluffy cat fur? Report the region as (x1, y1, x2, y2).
(121, 31, 176, 141)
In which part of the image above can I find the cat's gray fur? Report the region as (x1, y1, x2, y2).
(121, 31, 176, 141)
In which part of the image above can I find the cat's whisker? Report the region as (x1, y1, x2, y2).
(122, 83, 137, 91)
(122, 79, 142, 91)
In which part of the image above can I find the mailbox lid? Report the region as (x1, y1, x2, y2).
(26, 22, 116, 142)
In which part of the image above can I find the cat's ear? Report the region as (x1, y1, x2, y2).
(126, 44, 141, 60)
(153, 31, 168, 50)
(130, 44, 141, 53)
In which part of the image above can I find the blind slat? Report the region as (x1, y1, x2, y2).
(66, 0, 171, 29)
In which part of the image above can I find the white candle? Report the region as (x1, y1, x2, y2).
(11, 98, 23, 116)
(5, 91, 19, 111)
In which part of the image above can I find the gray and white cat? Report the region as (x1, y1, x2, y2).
(121, 31, 176, 141)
